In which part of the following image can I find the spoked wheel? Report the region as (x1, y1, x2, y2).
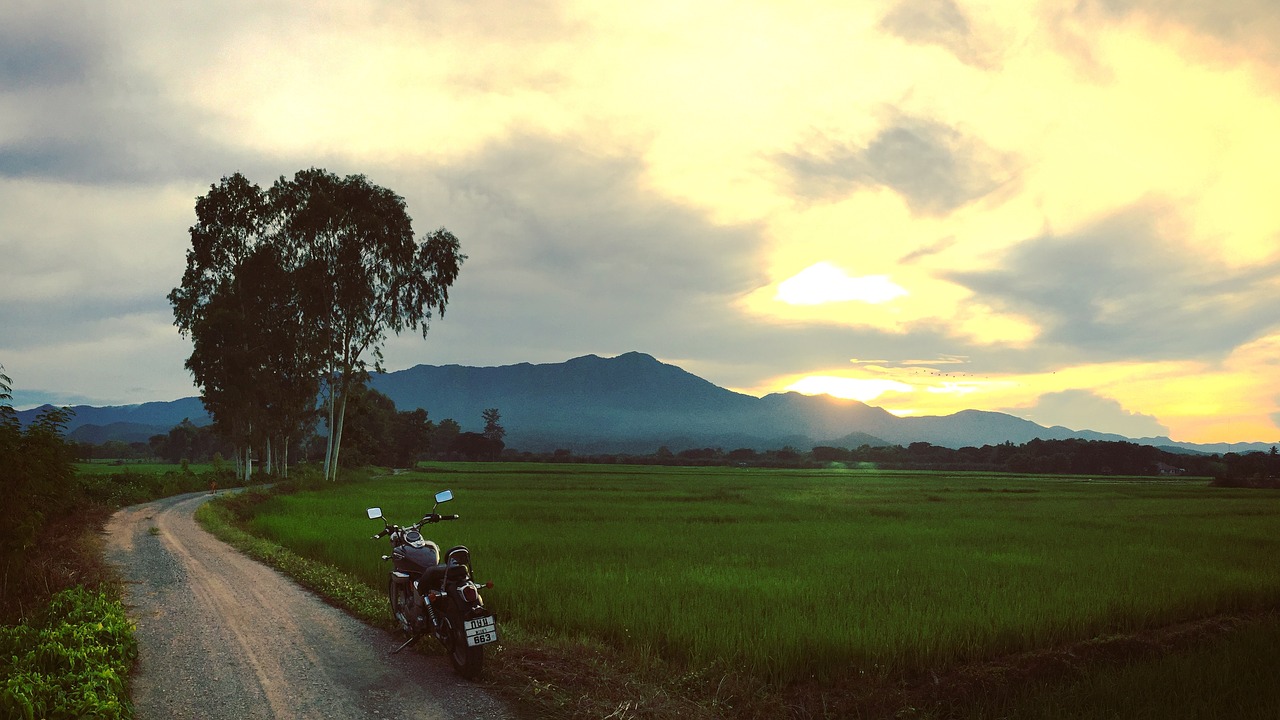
(445, 606, 484, 679)
(388, 578, 413, 635)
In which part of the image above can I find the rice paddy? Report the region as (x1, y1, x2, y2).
(240, 463, 1280, 686)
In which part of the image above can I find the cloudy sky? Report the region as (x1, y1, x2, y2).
(3, 0, 1279, 443)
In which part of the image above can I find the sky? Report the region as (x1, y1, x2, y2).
(2, 0, 1279, 444)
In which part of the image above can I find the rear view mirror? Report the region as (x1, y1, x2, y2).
(435, 490, 453, 505)
(366, 507, 382, 520)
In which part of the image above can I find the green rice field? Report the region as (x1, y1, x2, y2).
(240, 463, 1280, 686)
(75, 460, 214, 475)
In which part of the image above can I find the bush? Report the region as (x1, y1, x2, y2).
(0, 587, 137, 720)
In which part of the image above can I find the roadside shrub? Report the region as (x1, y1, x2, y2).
(219, 486, 275, 522)
(0, 587, 136, 720)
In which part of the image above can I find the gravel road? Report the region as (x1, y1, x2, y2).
(104, 491, 516, 720)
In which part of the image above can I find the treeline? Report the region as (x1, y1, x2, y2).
(506, 438, 1280, 481)
(1, 402, 238, 621)
(72, 385, 506, 468)
(63, 383, 1279, 482)
(2, 363, 255, 621)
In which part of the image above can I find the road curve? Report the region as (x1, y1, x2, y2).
(104, 491, 515, 720)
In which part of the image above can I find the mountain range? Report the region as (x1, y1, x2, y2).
(15, 352, 1277, 455)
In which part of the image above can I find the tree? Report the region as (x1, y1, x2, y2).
(170, 174, 321, 482)
(271, 169, 464, 480)
(0, 366, 76, 605)
(431, 419, 461, 459)
(482, 408, 505, 445)
(170, 170, 463, 482)
(453, 432, 502, 461)
(389, 408, 434, 467)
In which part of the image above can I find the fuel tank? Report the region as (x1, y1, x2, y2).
(393, 540, 440, 574)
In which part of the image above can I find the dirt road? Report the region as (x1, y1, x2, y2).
(104, 492, 515, 720)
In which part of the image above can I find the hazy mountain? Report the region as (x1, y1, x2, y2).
(17, 352, 1278, 454)
(17, 398, 210, 444)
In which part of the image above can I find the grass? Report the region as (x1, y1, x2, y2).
(950, 612, 1280, 720)
(74, 461, 214, 475)
(218, 463, 1280, 717)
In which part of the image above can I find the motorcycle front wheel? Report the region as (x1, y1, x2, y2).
(444, 606, 484, 679)
(388, 578, 413, 635)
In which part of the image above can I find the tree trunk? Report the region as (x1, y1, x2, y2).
(330, 384, 350, 481)
(323, 381, 337, 481)
(265, 436, 273, 476)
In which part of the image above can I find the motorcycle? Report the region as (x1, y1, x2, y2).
(366, 489, 497, 679)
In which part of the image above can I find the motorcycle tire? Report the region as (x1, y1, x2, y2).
(388, 578, 413, 635)
(444, 605, 484, 679)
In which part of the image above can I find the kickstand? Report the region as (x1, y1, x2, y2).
(391, 634, 419, 655)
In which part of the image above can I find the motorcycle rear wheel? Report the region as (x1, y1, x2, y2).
(444, 606, 484, 679)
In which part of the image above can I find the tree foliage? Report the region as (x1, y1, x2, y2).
(0, 366, 77, 609)
(169, 169, 464, 481)
(338, 385, 436, 468)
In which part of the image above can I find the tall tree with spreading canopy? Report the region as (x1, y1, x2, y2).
(270, 169, 463, 481)
(171, 169, 464, 482)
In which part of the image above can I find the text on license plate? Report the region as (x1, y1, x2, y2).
(464, 615, 497, 647)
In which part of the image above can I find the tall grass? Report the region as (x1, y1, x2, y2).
(242, 464, 1280, 685)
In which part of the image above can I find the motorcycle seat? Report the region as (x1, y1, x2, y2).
(420, 563, 468, 588)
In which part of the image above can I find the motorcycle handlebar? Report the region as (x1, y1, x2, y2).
(418, 513, 459, 524)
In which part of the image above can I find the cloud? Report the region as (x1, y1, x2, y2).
(899, 237, 958, 264)
(1091, 0, 1280, 63)
(0, 4, 105, 91)
(0, 3, 253, 185)
(779, 116, 1017, 215)
(372, 133, 771, 371)
(1010, 388, 1170, 437)
(369, 132, 1049, 392)
(879, 0, 999, 69)
(949, 203, 1280, 362)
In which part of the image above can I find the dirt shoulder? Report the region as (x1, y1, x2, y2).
(104, 491, 515, 720)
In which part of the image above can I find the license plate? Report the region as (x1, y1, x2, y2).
(463, 615, 497, 647)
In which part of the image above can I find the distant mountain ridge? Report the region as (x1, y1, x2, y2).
(16, 352, 1278, 454)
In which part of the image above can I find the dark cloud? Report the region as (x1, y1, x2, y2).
(1093, 0, 1280, 52)
(0, 3, 106, 90)
(899, 236, 958, 264)
(1009, 389, 1170, 437)
(879, 0, 999, 69)
(0, 4, 252, 185)
(779, 117, 1017, 215)
(370, 136, 769, 368)
(1080, 0, 1280, 85)
(949, 204, 1280, 362)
